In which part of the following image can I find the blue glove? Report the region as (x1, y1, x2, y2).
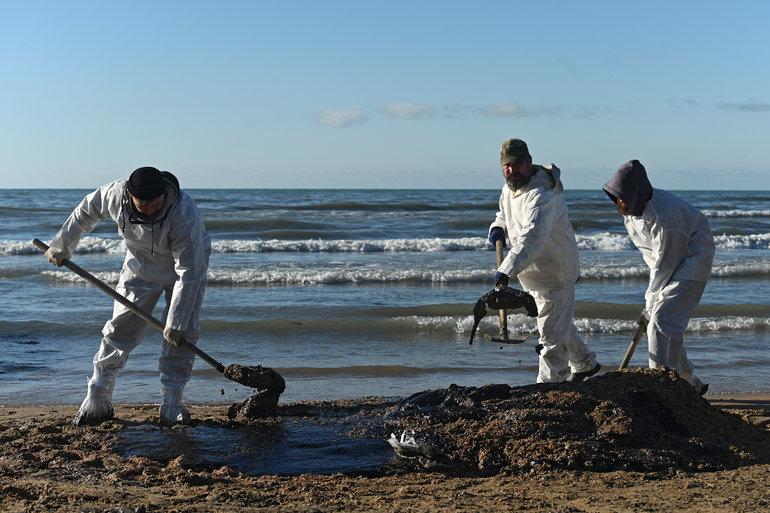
(488, 227, 506, 247)
(494, 271, 509, 288)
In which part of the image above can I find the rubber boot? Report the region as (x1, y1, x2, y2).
(159, 386, 191, 426)
(566, 363, 602, 383)
(72, 379, 115, 426)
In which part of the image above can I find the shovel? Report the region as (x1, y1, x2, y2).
(483, 239, 529, 344)
(32, 238, 284, 392)
(618, 312, 649, 370)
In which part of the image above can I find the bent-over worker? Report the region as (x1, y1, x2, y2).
(45, 166, 211, 425)
(603, 160, 714, 394)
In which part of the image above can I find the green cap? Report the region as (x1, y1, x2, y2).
(499, 138, 530, 166)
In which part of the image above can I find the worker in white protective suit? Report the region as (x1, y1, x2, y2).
(488, 138, 601, 383)
(45, 166, 211, 426)
(603, 160, 714, 394)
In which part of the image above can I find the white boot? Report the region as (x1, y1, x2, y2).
(159, 386, 191, 426)
(72, 380, 115, 426)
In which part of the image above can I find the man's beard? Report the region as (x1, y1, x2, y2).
(506, 175, 530, 190)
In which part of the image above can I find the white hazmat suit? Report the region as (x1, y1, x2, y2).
(48, 175, 211, 424)
(490, 164, 598, 383)
(603, 160, 715, 392)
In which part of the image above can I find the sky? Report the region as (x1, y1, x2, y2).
(2, 1, 769, 189)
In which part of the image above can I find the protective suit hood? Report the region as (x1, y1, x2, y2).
(602, 160, 652, 216)
(510, 164, 563, 195)
(490, 162, 580, 291)
(123, 172, 180, 226)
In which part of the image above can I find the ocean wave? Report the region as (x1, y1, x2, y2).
(713, 233, 770, 250)
(5, 313, 769, 339)
(578, 232, 770, 251)
(5, 232, 770, 256)
(211, 237, 488, 253)
(0, 236, 126, 256)
(400, 315, 770, 336)
(576, 233, 635, 251)
(237, 201, 500, 212)
(703, 209, 770, 218)
(42, 270, 121, 284)
(39, 259, 769, 286)
(198, 314, 770, 336)
(581, 261, 770, 279)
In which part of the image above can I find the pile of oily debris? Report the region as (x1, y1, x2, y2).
(225, 365, 287, 420)
(385, 368, 770, 475)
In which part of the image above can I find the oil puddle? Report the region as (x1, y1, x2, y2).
(116, 419, 394, 476)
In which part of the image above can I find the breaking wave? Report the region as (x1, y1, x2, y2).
(713, 233, 770, 250)
(4, 232, 770, 256)
(703, 209, 770, 218)
(211, 238, 487, 253)
(39, 260, 769, 286)
(402, 315, 770, 336)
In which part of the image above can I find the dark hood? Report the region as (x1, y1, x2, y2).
(602, 160, 652, 216)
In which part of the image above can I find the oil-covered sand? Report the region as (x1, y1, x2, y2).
(2, 369, 770, 512)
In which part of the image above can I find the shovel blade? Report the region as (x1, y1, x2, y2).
(223, 364, 286, 394)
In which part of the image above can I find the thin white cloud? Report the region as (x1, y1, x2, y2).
(718, 99, 770, 112)
(485, 102, 531, 117)
(483, 102, 563, 117)
(437, 103, 481, 119)
(313, 108, 369, 127)
(382, 102, 434, 119)
(571, 105, 611, 119)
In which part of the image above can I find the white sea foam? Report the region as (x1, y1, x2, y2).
(211, 237, 488, 253)
(40, 259, 769, 286)
(713, 233, 770, 250)
(206, 268, 492, 285)
(581, 261, 770, 279)
(0, 236, 125, 256)
(395, 315, 770, 335)
(5, 232, 770, 256)
(580, 263, 649, 279)
(41, 270, 121, 284)
(577, 232, 770, 251)
(703, 209, 770, 218)
(575, 233, 634, 251)
(41, 268, 493, 285)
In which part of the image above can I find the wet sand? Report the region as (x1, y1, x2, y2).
(2, 389, 769, 512)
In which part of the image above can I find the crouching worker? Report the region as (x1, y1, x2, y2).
(489, 138, 600, 383)
(45, 167, 211, 425)
(603, 160, 714, 394)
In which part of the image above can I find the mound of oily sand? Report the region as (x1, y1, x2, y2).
(385, 368, 770, 475)
(224, 365, 286, 420)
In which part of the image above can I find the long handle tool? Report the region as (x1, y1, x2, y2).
(482, 239, 529, 344)
(618, 312, 649, 370)
(32, 238, 284, 391)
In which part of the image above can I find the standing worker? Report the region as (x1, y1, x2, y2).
(603, 160, 714, 394)
(488, 139, 600, 383)
(44, 166, 211, 425)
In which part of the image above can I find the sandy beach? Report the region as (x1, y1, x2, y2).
(2, 372, 769, 513)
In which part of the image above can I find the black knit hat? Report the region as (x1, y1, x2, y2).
(126, 167, 166, 200)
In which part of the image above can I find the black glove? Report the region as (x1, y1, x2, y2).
(488, 227, 506, 247)
(494, 271, 509, 288)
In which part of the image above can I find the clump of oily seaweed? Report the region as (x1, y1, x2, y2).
(224, 365, 286, 420)
(384, 368, 770, 475)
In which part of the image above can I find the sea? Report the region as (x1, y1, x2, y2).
(1, 189, 769, 406)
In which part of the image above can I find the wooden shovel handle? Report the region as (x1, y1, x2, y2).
(494, 239, 508, 337)
(32, 238, 225, 374)
(618, 313, 649, 370)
